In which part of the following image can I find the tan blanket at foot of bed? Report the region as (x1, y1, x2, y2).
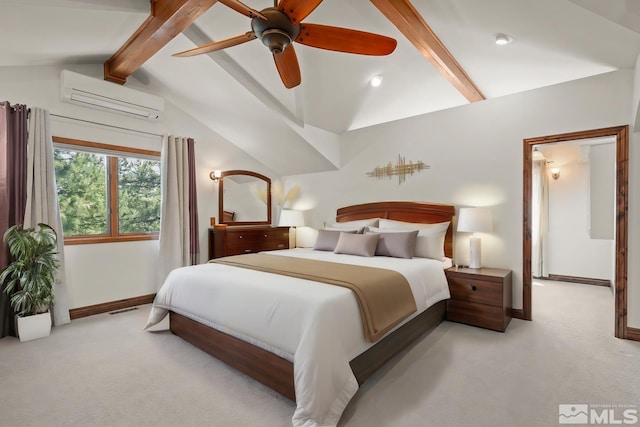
(212, 253, 417, 342)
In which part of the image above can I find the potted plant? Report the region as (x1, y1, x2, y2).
(0, 223, 59, 341)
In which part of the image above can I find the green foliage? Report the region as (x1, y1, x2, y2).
(54, 149, 108, 236)
(118, 157, 161, 234)
(0, 224, 59, 316)
(54, 148, 160, 236)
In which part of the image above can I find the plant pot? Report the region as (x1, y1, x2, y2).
(16, 311, 51, 342)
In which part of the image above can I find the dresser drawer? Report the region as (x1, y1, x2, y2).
(447, 299, 508, 332)
(227, 239, 288, 255)
(226, 229, 266, 242)
(226, 242, 259, 255)
(225, 228, 288, 255)
(447, 275, 504, 307)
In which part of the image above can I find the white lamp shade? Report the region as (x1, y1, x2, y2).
(457, 207, 493, 233)
(278, 210, 304, 227)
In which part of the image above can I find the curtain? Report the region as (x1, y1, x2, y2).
(23, 107, 70, 326)
(187, 138, 200, 265)
(532, 160, 550, 278)
(159, 135, 199, 284)
(0, 102, 28, 338)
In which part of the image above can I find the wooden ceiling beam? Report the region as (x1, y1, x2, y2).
(371, 0, 485, 103)
(104, 0, 218, 84)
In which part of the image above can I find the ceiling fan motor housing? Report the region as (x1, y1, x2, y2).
(251, 7, 301, 54)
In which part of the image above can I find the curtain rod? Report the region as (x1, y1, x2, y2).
(50, 113, 164, 138)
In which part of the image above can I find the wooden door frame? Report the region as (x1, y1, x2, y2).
(522, 125, 629, 338)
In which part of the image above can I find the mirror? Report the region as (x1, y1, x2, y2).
(218, 170, 272, 225)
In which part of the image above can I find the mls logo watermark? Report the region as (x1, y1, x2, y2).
(559, 405, 590, 424)
(559, 404, 638, 425)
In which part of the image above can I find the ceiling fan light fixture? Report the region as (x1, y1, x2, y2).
(494, 33, 512, 45)
(261, 28, 292, 54)
(370, 75, 383, 87)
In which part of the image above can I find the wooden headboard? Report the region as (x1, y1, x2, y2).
(336, 201, 456, 259)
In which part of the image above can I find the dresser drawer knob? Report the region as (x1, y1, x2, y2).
(264, 234, 268, 238)
(244, 249, 251, 253)
(470, 285, 478, 292)
(239, 235, 243, 239)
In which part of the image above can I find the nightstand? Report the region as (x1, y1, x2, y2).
(445, 266, 512, 332)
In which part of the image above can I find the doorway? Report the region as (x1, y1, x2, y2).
(522, 125, 629, 338)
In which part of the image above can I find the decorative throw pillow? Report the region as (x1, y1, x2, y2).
(333, 232, 380, 257)
(313, 229, 356, 251)
(366, 230, 419, 259)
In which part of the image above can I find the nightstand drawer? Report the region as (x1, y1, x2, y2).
(447, 299, 509, 332)
(447, 276, 503, 307)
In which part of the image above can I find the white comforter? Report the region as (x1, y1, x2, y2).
(145, 249, 451, 427)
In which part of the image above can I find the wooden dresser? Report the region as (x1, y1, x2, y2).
(208, 226, 289, 260)
(445, 266, 512, 332)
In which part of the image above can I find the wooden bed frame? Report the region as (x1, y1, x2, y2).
(169, 201, 455, 401)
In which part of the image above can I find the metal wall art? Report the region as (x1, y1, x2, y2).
(366, 154, 430, 184)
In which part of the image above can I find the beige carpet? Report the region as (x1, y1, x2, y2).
(0, 280, 638, 426)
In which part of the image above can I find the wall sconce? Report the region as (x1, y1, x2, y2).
(209, 170, 221, 183)
(551, 167, 560, 180)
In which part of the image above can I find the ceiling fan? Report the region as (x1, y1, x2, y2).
(173, 0, 397, 89)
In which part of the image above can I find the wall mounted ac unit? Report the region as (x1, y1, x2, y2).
(60, 70, 164, 120)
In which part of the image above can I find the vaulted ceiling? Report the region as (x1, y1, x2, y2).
(2, 0, 640, 175)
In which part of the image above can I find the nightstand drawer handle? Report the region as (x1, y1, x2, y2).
(470, 284, 478, 292)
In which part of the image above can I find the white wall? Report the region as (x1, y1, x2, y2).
(545, 148, 614, 281)
(589, 143, 616, 239)
(285, 70, 635, 320)
(0, 63, 280, 309)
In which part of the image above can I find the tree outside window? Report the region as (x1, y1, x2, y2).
(53, 137, 160, 244)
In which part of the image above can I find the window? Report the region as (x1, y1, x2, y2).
(53, 137, 161, 244)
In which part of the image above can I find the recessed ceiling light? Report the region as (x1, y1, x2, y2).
(370, 75, 383, 87)
(494, 33, 512, 45)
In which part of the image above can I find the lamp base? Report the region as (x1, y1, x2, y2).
(469, 235, 482, 269)
(289, 226, 296, 249)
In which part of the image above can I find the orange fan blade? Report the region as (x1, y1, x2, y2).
(273, 44, 301, 89)
(278, 0, 323, 24)
(296, 23, 397, 55)
(173, 32, 256, 57)
(217, 0, 267, 19)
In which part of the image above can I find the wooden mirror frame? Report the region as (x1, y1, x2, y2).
(218, 170, 272, 226)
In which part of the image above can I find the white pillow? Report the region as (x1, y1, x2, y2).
(323, 226, 364, 234)
(327, 218, 379, 229)
(370, 221, 450, 260)
(296, 227, 318, 248)
(378, 218, 444, 230)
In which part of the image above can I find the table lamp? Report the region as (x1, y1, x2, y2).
(457, 207, 493, 268)
(278, 209, 304, 249)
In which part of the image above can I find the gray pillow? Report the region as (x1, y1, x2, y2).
(313, 229, 356, 251)
(333, 232, 380, 257)
(367, 230, 419, 259)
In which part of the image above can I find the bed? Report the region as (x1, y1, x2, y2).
(145, 201, 455, 426)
